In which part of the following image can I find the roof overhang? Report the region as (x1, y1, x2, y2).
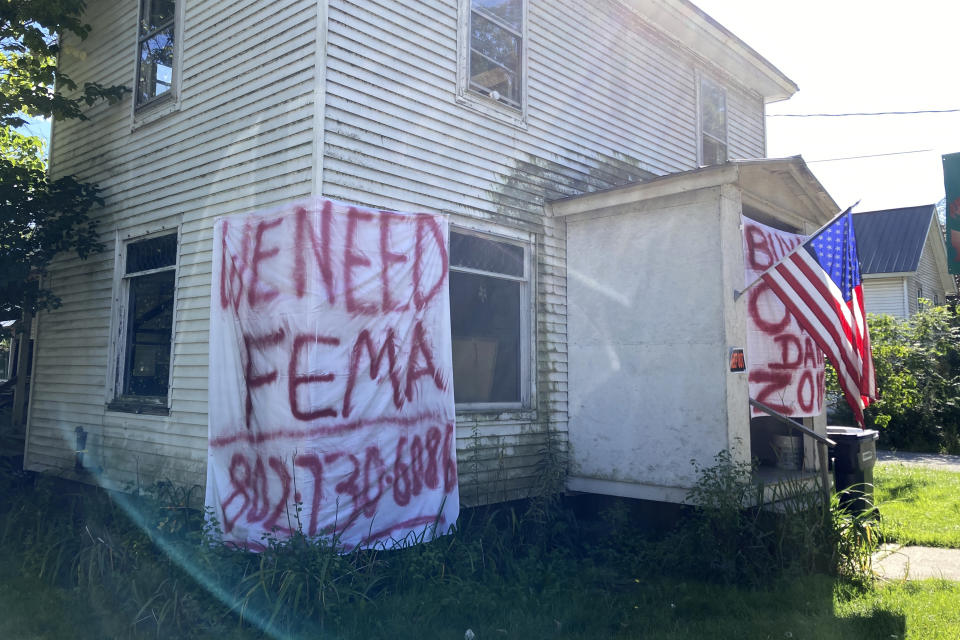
(549, 157, 839, 231)
(618, 0, 798, 102)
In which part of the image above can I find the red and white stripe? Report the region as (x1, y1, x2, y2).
(761, 248, 876, 427)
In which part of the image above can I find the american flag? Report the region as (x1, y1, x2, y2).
(760, 208, 877, 428)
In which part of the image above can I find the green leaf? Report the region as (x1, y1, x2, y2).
(0, 0, 129, 323)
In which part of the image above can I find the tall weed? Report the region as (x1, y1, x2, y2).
(666, 450, 877, 586)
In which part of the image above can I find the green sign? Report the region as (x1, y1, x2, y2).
(944, 152, 960, 275)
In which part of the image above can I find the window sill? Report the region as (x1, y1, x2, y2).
(456, 91, 527, 130)
(455, 406, 536, 423)
(132, 94, 180, 131)
(106, 399, 170, 416)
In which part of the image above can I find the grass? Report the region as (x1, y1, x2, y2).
(837, 579, 960, 640)
(0, 556, 112, 640)
(3, 555, 956, 639)
(874, 462, 960, 548)
(1, 456, 958, 639)
(0, 558, 923, 639)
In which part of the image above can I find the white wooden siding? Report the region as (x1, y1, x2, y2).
(913, 228, 948, 308)
(28, 0, 769, 504)
(863, 277, 908, 319)
(26, 0, 318, 490)
(321, 0, 765, 504)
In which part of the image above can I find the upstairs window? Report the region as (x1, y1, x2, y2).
(137, 0, 177, 107)
(449, 230, 530, 407)
(468, 0, 523, 110)
(458, 0, 526, 125)
(698, 75, 728, 166)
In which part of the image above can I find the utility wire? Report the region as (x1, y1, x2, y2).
(768, 109, 959, 117)
(804, 149, 933, 164)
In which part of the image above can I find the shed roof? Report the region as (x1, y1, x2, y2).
(549, 157, 838, 230)
(852, 205, 937, 274)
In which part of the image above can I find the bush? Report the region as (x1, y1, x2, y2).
(828, 305, 960, 453)
(671, 450, 876, 586)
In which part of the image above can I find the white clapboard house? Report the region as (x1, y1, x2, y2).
(25, 0, 839, 505)
(852, 205, 957, 319)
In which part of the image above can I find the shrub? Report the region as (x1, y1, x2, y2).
(828, 305, 960, 453)
(671, 450, 877, 586)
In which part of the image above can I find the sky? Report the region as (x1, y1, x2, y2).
(691, 0, 960, 214)
(19, 117, 49, 140)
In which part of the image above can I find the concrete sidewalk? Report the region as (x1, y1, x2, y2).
(873, 544, 960, 581)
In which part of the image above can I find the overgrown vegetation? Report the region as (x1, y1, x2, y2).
(875, 463, 960, 549)
(677, 450, 878, 586)
(0, 449, 900, 639)
(828, 304, 960, 453)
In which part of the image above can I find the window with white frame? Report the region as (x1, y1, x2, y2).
(111, 233, 177, 412)
(460, 0, 526, 119)
(698, 75, 728, 166)
(136, 0, 177, 108)
(448, 230, 530, 406)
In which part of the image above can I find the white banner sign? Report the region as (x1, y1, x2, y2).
(205, 198, 458, 551)
(741, 216, 825, 417)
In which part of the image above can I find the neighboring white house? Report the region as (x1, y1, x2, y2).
(853, 205, 957, 319)
(24, 0, 832, 505)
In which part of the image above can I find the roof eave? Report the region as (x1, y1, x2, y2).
(548, 157, 838, 230)
(619, 0, 798, 102)
(735, 156, 839, 225)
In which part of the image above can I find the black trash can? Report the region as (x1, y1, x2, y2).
(827, 426, 879, 513)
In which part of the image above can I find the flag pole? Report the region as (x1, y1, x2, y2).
(733, 202, 860, 301)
